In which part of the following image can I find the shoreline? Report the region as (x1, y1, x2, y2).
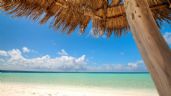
(0, 82, 159, 96)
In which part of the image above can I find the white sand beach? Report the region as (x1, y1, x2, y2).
(0, 82, 158, 96)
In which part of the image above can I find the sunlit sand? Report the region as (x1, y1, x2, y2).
(0, 82, 158, 96)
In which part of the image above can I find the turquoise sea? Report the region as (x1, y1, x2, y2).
(0, 72, 156, 90)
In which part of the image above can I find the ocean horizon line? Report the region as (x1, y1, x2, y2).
(0, 70, 149, 74)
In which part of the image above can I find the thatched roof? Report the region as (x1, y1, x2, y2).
(0, 0, 171, 37)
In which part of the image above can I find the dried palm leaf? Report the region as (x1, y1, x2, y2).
(0, 0, 170, 37)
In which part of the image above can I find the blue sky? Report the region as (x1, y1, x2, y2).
(0, 11, 170, 72)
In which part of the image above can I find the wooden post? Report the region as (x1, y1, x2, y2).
(124, 0, 171, 96)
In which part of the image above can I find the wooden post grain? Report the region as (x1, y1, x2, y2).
(124, 0, 171, 96)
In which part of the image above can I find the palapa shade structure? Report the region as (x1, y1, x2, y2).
(0, 0, 170, 36)
(0, 0, 171, 96)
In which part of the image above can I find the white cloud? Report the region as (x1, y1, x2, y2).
(58, 49, 68, 56)
(22, 47, 30, 53)
(128, 63, 138, 69)
(75, 55, 86, 64)
(0, 50, 8, 56)
(0, 48, 87, 71)
(8, 49, 23, 59)
(163, 32, 171, 45)
(85, 60, 146, 72)
(127, 60, 144, 70)
(85, 64, 126, 72)
(0, 48, 146, 72)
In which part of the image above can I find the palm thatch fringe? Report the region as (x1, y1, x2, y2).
(0, 0, 170, 37)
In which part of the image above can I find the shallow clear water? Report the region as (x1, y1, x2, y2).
(0, 73, 156, 89)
